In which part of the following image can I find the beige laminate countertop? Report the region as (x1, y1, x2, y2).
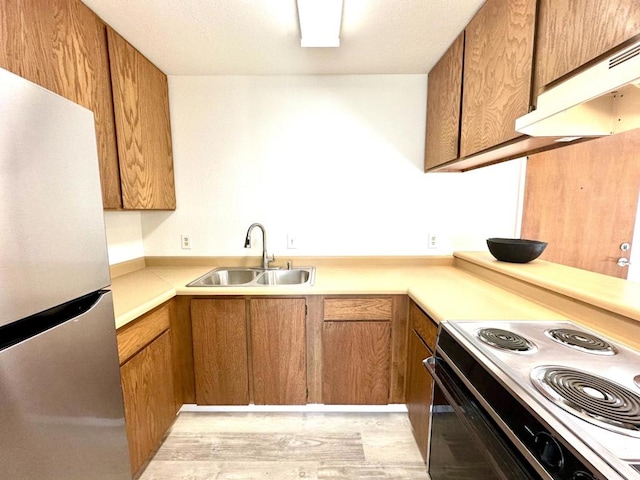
(456, 252, 640, 322)
(110, 251, 640, 350)
(111, 259, 567, 329)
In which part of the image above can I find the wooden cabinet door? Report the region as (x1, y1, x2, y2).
(191, 299, 249, 405)
(322, 321, 390, 404)
(107, 26, 176, 210)
(120, 330, 176, 475)
(424, 33, 464, 171)
(406, 329, 433, 463)
(460, 0, 537, 158)
(535, 1, 640, 94)
(250, 298, 307, 405)
(56, 0, 121, 209)
(0, 0, 122, 208)
(0, 0, 59, 94)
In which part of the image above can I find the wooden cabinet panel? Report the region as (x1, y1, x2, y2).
(55, 0, 122, 208)
(535, 1, 640, 94)
(117, 302, 170, 365)
(323, 297, 392, 321)
(172, 296, 196, 405)
(409, 301, 437, 352)
(322, 321, 391, 405)
(120, 331, 176, 476)
(107, 27, 176, 210)
(191, 299, 249, 405)
(389, 294, 409, 404)
(0, 0, 59, 93)
(250, 298, 307, 405)
(406, 329, 433, 462)
(424, 33, 464, 171)
(406, 300, 437, 462)
(0, 0, 122, 208)
(460, 0, 536, 158)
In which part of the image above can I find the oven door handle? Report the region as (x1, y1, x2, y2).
(424, 356, 541, 480)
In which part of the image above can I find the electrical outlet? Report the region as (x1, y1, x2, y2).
(181, 234, 192, 250)
(287, 234, 297, 249)
(428, 233, 439, 249)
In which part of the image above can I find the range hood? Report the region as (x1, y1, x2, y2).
(516, 40, 640, 138)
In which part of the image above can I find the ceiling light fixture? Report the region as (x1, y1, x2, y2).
(296, 0, 343, 48)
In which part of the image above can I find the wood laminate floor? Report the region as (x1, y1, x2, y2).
(138, 412, 429, 480)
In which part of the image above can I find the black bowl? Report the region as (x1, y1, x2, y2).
(486, 238, 547, 263)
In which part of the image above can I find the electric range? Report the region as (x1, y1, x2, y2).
(434, 320, 640, 480)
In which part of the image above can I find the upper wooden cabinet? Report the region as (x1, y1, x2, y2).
(534, 1, 640, 95)
(107, 27, 176, 210)
(0, 0, 176, 209)
(0, 0, 122, 208)
(424, 0, 640, 172)
(459, 0, 537, 158)
(424, 34, 464, 171)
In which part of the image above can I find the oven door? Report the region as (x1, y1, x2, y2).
(424, 356, 543, 480)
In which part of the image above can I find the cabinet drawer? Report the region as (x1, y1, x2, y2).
(323, 297, 392, 321)
(117, 302, 170, 365)
(409, 301, 438, 352)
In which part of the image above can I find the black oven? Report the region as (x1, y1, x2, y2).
(423, 328, 602, 480)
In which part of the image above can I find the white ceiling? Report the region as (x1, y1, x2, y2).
(81, 0, 484, 76)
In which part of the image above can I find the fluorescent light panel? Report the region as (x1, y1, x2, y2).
(297, 0, 343, 47)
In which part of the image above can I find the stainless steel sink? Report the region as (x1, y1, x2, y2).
(188, 268, 262, 286)
(256, 269, 311, 285)
(187, 267, 315, 287)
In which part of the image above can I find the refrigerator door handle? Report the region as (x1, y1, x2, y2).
(0, 290, 107, 351)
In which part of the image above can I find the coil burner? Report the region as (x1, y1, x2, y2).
(532, 366, 640, 437)
(546, 328, 616, 355)
(477, 328, 535, 352)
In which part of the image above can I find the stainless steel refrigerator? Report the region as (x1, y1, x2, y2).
(0, 67, 131, 478)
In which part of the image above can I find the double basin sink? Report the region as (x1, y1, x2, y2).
(187, 266, 316, 287)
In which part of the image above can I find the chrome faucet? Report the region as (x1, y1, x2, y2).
(244, 223, 275, 269)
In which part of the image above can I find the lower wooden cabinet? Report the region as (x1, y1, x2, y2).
(191, 298, 307, 405)
(321, 297, 393, 405)
(120, 330, 176, 475)
(250, 298, 307, 404)
(405, 300, 438, 463)
(192, 298, 249, 405)
(191, 295, 407, 407)
(117, 302, 177, 476)
(322, 321, 391, 404)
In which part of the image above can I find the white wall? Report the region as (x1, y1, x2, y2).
(103, 211, 144, 264)
(139, 75, 524, 258)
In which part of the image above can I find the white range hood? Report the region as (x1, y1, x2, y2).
(516, 40, 640, 138)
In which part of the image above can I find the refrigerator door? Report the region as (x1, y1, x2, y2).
(0, 290, 131, 479)
(0, 67, 111, 327)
